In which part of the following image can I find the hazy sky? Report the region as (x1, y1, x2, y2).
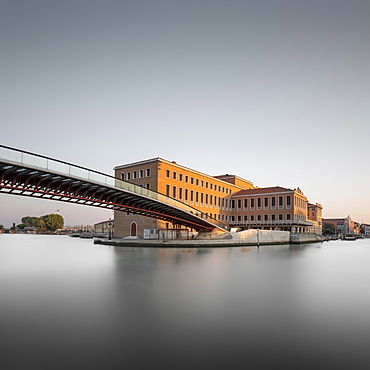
(1, 0, 369, 227)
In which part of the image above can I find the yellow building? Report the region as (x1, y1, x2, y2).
(113, 158, 321, 238)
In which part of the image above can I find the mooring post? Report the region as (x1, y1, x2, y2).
(257, 229, 260, 248)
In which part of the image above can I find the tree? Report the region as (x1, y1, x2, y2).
(17, 224, 27, 230)
(0, 224, 3, 230)
(22, 216, 40, 227)
(40, 213, 64, 232)
(35, 218, 46, 233)
(323, 223, 336, 235)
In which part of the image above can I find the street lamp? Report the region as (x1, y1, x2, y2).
(108, 218, 112, 240)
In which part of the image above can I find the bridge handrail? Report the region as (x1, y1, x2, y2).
(0, 145, 228, 230)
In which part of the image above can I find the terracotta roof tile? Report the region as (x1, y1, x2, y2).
(233, 186, 293, 196)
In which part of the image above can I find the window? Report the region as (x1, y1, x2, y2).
(237, 199, 242, 210)
(237, 216, 241, 222)
(244, 199, 248, 209)
(146, 183, 150, 189)
(210, 184, 213, 190)
(251, 215, 255, 221)
(257, 198, 262, 209)
(271, 215, 276, 221)
(230, 199, 235, 210)
(279, 214, 283, 220)
(146, 168, 151, 177)
(287, 214, 291, 220)
(264, 215, 269, 221)
(287, 195, 291, 209)
(201, 181, 204, 187)
(244, 215, 248, 221)
(121, 173, 125, 180)
(210, 195, 213, 206)
(179, 188, 183, 200)
(173, 186, 176, 198)
(173, 172, 177, 180)
(127, 172, 131, 181)
(139, 169, 144, 178)
(185, 176, 188, 183)
(264, 197, 268, 208)
(191, 177, 194, 185)
(206, 182, 208, 188)
(185, 189, 188, 201)
(251, 198, 255, 210)
(205, 194, 208, 205)
(166, 170, 170, 178)
(190, 190, 194, 202)
(132, 171, 137, 179)
(271, 197, 276, 208)
(225, 199, 228, 209)
(179, 174, 183, 181)
(257, 215, 261, 221)
(278, 196, 283, 209)
(166, 185, 170, 196)
(196, 192, 199, 203)
(196, 179, 199, 186)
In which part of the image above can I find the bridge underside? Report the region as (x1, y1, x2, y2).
(0, 162, 217, 232)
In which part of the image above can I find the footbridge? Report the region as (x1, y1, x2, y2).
(0, 145, 228, 232)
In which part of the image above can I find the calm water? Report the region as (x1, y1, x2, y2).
(1, 235, 370, 369)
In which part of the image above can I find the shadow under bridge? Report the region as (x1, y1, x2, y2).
(0, 145, 228, 232)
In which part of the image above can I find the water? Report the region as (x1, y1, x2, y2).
(1, 235, 370, 369)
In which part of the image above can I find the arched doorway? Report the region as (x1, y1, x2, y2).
(130, 222, 137, 237)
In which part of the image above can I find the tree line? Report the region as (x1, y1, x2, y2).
(17, 214, 64, 232)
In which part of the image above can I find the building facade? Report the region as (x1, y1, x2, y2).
(112, 157, 321, 238)
(229, 186, 315, 233)
(322, 216, 354, 234)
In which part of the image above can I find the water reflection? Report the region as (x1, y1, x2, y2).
(1, 235, 370, 369)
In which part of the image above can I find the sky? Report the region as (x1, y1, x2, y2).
(1, 0, 369, 227)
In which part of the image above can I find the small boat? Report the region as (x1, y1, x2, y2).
(79, 232, 94, 239)
(342, 234, 356, 241)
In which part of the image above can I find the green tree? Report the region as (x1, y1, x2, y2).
(40, 214, 64, 232)
(22, 216, 40, 227)
(323, 223, 336, 235)
(35, 218, 46, 233)
(17, 224, 27, 230)
(0, 224, 4, 230)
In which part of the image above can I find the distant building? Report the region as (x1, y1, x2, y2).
(112, 157, 322, 238)
(94, 219, 114, 237)
(307, 203, 323, 234)
(360, 223, 370, 235)
(322, 216, 355, 234)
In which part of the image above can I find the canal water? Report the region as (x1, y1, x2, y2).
(1, 235, 370, 369)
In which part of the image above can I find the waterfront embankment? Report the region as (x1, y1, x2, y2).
(94, 229, 323, 247)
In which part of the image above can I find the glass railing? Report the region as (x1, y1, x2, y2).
(0, 145, 229, 230)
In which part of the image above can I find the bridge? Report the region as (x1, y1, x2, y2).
(0, 145, 228, 232)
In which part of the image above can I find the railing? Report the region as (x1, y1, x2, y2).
(0, 145, 229, 230)
(229, 220, 313, 226)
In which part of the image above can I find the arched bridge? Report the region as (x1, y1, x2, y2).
(0, 145, 228, 232)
